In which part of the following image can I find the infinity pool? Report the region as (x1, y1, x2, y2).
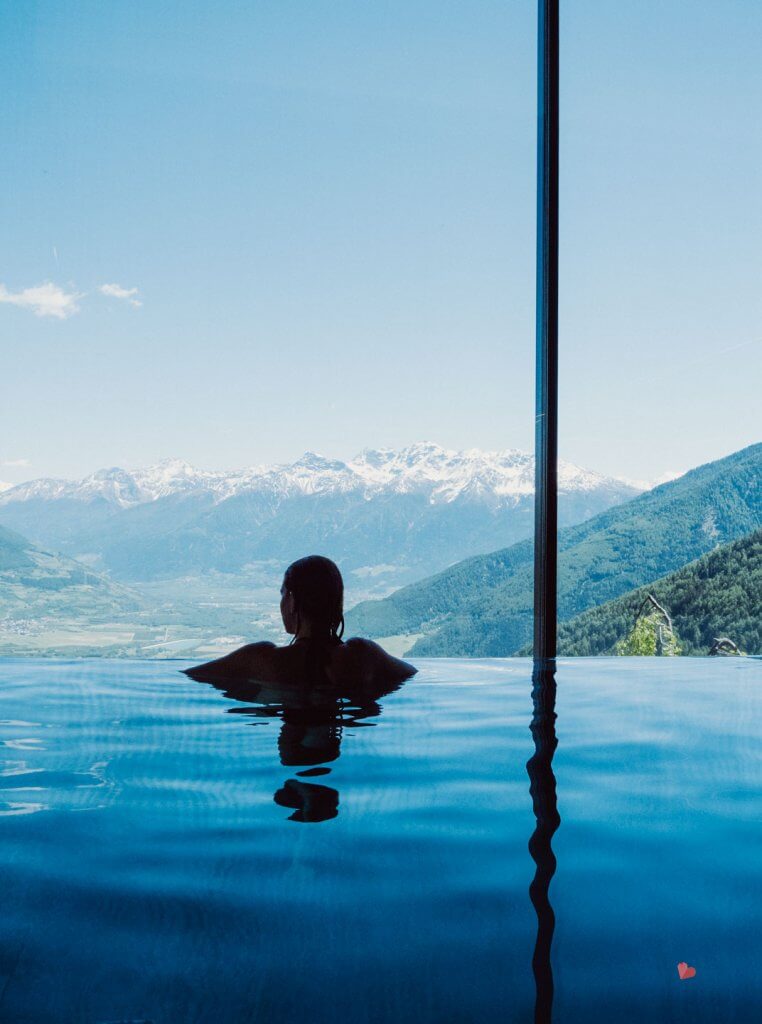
(0, 657, 759, 1023)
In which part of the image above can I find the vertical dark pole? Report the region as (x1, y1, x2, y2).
(534, 0, 559, 667)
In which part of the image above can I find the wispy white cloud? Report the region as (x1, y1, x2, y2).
(99, 282, 142, 308)
(1, 458, 30, 468)
(0, 281, 83, 319)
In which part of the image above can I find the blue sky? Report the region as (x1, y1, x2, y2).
(1, 0, 760, 486)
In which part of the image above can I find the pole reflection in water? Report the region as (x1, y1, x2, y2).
(526, 664, 561, 1024)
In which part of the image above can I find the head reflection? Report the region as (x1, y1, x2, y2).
(274, 779, 339, 823)
(526, 664, 561, 1024)
(206, 675, 404, 824)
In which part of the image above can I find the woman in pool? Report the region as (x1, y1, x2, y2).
(184, 554, 417, 686)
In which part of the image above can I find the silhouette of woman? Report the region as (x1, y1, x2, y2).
(184, 556, 415, 822)
(184, 554, 417, 690)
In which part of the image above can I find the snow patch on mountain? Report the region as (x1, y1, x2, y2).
(618, 469, 686, 491)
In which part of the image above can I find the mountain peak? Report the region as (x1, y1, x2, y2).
(137, 458, 202, 483)
(292, 451, 341, 469)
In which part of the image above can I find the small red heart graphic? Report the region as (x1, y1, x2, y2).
(677, 962, 696, 980)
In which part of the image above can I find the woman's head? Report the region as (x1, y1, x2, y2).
(280, 555, 345, 640)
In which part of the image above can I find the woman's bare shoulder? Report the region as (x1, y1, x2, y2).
(343, 636, 390, 650)
(342, 637, 417, 680)
(183, 641, 279, 681)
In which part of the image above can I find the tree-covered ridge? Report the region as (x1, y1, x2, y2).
(554, 529, 762, 655)
(345, 442, 762, 655)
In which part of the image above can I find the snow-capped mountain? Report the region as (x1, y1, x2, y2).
(0, 443, 640, 586)
(1, 459, 221, 509)
(0, 443, 634, 509)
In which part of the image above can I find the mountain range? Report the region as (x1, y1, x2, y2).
(345, 443, 762, 655)
(0, 443, 638, 587)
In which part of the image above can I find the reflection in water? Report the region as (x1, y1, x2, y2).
(526, 665, 561, 1024)
(201, 674, 406, 823)
(274, 778, 339, 822)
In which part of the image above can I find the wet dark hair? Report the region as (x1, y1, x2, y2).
(283, 555, 345, 641)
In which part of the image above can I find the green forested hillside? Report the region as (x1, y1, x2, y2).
(345, 443, 762, 656)
(554, 529, 762, 655)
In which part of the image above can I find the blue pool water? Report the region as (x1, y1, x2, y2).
(0, 656, 759, 1023)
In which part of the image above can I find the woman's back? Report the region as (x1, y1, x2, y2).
(184, 635, 415, 690)
(183, 555, 416, 691)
